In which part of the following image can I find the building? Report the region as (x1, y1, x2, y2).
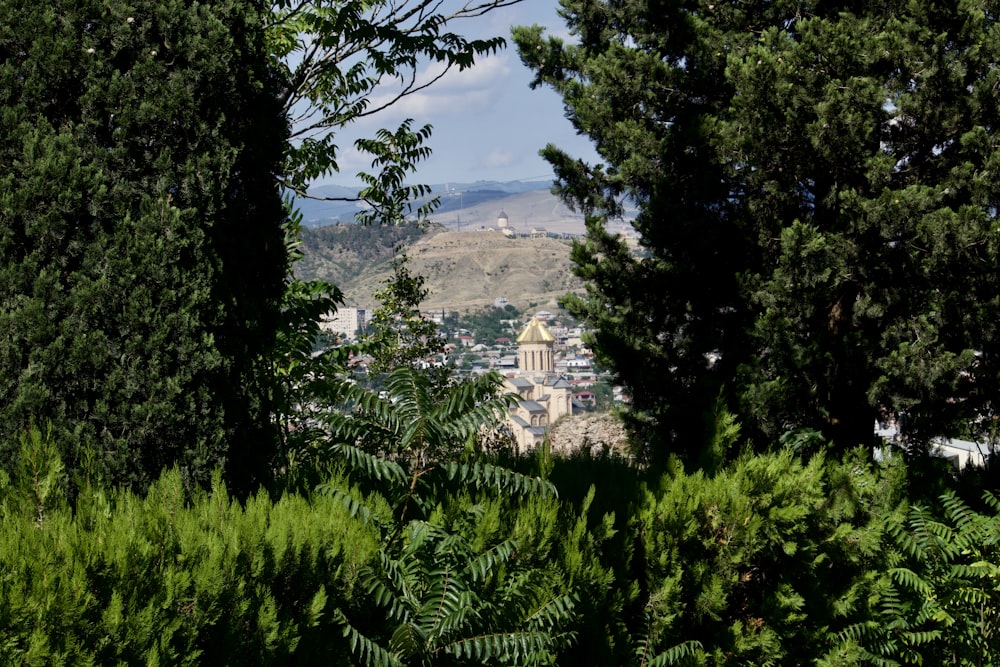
(319, 307, 367, 339)
(931, 437, 990, 470)
(875, 421, 992, 471)
(497, 210, 515, 237)
(504, 316, 576, 451)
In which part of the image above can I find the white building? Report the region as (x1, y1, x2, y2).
(497, 210, 515, 237)
(320, 307, 367, 339)
(875, 422, 992, 471)
(931, 438, 990, 470)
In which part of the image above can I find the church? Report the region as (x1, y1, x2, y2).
(504, 316, 576, 451)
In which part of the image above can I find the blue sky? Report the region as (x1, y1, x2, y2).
(324, 1, 601, 188)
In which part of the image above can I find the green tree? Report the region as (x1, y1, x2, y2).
(458, 305, 523, 346)
(364, 254, 447, 376)
(514, 2, 1000, 461)
(0, 0, 524, 492)
(0, 0, 288, 491)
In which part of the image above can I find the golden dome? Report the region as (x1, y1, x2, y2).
(516, 316, 556, 344)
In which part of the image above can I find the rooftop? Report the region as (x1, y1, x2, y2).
(516, 316, 556, 344)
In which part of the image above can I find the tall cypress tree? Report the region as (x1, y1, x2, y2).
(0, 0, 287, 490)
(515, 1, 1000, 461)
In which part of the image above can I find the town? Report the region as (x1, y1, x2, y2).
(320, 299, 627, 454)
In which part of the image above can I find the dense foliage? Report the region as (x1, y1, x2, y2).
(0, 418, 580, 666)
(6, 0, 1000, 665)
(293, 223, 428, 285)
(0, 0, 288, 491)
(0, 433, 373, 665)
(514, 0, 1000, 461)
(9, 419, 1000, 665)
(446, 305, 523, 345)
(846, 490, 1000, 664)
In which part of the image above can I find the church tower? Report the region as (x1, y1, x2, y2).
(506, 315, 575, 452)
(516, 316, 555, 373)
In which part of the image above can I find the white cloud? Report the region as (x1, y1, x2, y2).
(309, 2, 600, 186)
(333, 144, 374, 179)
(481, 149, 518, 169)
(356, 54, 512, 127)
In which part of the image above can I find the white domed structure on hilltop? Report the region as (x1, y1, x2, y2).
(497, 210, 509, 228)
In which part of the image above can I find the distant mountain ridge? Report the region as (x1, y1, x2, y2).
(293, 179, 556, 228)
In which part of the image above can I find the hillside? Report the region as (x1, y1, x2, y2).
(295, 224, 585, 312)
(295, 223, 424, 288)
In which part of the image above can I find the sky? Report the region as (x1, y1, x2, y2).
(321, 0, 601, 188)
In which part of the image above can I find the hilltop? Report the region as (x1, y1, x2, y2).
(295, 224, 585, 312)
(294, 179, 638, 232)
(432, 189, 588, 236)
(295, 180, 562, 228)
(294, 222, 424, 289)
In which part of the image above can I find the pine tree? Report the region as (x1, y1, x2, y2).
(514, 1, 1000, 459)
(0, 0, 288, 491)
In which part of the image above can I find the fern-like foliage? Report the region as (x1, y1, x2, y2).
(444, 461, 557, 499)
(336, 515, 577, 666)
(335, 608, 404, 667)
(324, 365, 515, 463)
(645, 641, 705, 667)
(327, 441, 409, 486)
(314, 364, 577, 665)
(320, 365, 538, 529)
(632, 602, 705, 667)
(844, 491, 1000, 665)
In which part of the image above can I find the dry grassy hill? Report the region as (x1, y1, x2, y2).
(296, 224, 585, 312)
